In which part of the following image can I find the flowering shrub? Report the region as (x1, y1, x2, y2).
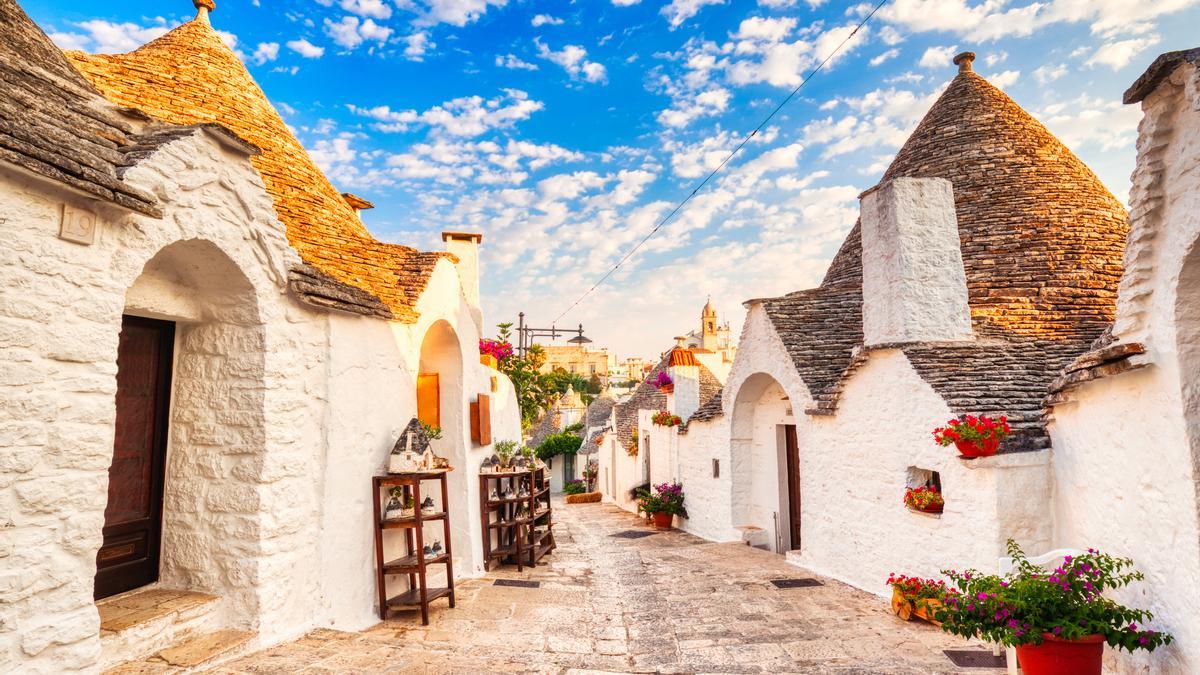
(564, 479, 587, 495)
(651, 410, 683, 427)
(904, 486, 945, 513)
(933, 414, 1010, 447)
(636, 481, 687, 517)
(652, 371, 673, 388)
(934, 540, 1173, 651)
(479, 338, 514, 363)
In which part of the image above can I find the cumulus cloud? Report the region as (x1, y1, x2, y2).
(535, 40, 608, 83)
(338, 0, 392, 19)
(324, 15, 392, 49)
(49, 19, 172, 53)
(251, 42, 280, 65)
(918, 44, 958, 69)
(496, 53, 539, 70)
(348, 89, 544, 136)
(408, 0, 509, 27)
(661, 0, 724, 28)
(987, 69, 1020, 89)
(1033, 63, 1067, 84)
(403, 32, 433, 61)
(870, 48, 900, 66)
(531, 14, 564, 27)
(1086, 35, 1161, 70)
(877, 0, 1200, 41)
(287, 38, 325, 58)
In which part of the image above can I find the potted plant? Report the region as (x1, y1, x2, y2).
(934, 540, 1172, 675)
(637, 482, 687, 530)
(653, 371, 674, 394)
(494, 439, 519, 470)
(887, 574, 956, 624)
(933, 414, 1010, 458)
(479, 338, 512, 369)
(420, 421, 444, 442)
(904, 485, 945, 514)
(651, 410, 683, 427)
(564, 479, 587, 495)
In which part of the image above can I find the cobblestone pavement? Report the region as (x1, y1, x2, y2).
(210, 501, 991, 674)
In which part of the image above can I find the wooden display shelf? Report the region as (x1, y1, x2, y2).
(372, 472, 455, 625)
(479, 467, 556, 571)
(387, 586, 452, 608)
(381, 512, 447, 528)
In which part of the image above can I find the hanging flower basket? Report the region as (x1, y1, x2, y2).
(933, 415, 1010, 459)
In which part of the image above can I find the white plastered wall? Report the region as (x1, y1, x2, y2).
(0, 130, 325, 672)
(1047, 59, 1200, 674)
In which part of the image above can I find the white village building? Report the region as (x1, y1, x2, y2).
(603, 49, 1200, 673)
(0, 1, 522, 671)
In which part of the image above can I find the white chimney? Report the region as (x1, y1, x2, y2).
(442, 232, 483, 332)
(860, 177, 973, 346)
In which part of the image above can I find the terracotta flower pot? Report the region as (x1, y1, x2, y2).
(480, 354, 498, 369)
(651, 512, 673, 530)
(659, 384, 674, 394)
(1015, 633, 1105, 675)
(955, 437, 1000, 458)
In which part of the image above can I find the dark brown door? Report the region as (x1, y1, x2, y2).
(784, 425, 801, 551)
(95, 316, 174, 600)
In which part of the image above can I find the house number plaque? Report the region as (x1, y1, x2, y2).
(60, 204, 97, 245)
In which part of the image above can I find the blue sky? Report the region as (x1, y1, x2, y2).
(27, 0, 1200, 359)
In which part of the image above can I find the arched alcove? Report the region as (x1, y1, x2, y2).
(729, 372, 799, 553)
(417, 319, 468, 570)
(98, 238, 268, 628)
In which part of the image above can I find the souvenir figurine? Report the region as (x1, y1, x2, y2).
(421, 446, 435, 470)
(423, 543, 432, 555)
(489, 488, 499, 501)
(431, 540, 443, 555)
(421, 496, 436, 514)
(383, 487, 405, 520)
(388, 418, 430, 474)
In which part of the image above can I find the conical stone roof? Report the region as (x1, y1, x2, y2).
(763, 53, 1130, 452)
(65, 5, 448, 322)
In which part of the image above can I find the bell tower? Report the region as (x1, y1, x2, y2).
(701, 297, 719, 352)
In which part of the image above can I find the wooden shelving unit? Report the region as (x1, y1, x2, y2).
(372, 471, 455, 625)
(479, 468, 556, 571)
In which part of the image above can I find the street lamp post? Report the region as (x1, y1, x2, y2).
(515, 312, 591, 358)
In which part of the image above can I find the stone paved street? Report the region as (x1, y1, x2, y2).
(210, 501, 992, 674)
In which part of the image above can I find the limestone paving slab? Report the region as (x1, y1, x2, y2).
(209, 500, 991, 674)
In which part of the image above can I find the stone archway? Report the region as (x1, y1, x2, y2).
(106, 238, 268, 626)
(729, 372, 798, 553)
(418, 320, 468, 569)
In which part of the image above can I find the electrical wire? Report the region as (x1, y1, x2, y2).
(551, 0, 891, 324)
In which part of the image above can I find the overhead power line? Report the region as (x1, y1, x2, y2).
(551, 0, 891, 324)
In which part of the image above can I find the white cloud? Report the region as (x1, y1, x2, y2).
(531, 14, 564, 27)
(1033, 63, 1067, 84)
(1039, 95, 1142, 152)
(1086, 35, 1161, 70)
(49, 19, 171, 53)
(287, 38, 326, 58)
(612, 0, 641, 5)
(496, 53, 539, 70)
(657, 87, 731, 128)
(324, 16, 392, 49)
(339, 0, 392, 19)
(733, 16, 796, 42)
(251, 42, 280, 65)
(403, 32, 433, 61)
(918, 44, 958, 69)
(870, 48, 900, 66)
(661, 0, 724, 28)
(987, 69, 1019, 89)
(348, 89, 544, 137)
(409, 0, 509, 27)
(536, 40, 608, 83)
(984, 50, 1008, 66)
(878, 0, 1200, 41)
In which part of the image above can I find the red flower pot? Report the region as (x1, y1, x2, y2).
(955, 437, 999, 458)
(1015, 634, 1105, 675)
(659, 384, 674, 394)
(651, 512, 673, 530)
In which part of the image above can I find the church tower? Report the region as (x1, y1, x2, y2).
(701, 297, 720, 352)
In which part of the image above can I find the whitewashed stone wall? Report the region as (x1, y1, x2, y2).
(1048, 57, 1200, 674)
(0, 128, 521, 672)
(674, 415, 734, 542)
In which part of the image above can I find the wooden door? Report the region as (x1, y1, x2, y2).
(417, 373, 440, 428)
(784, 425, 801, 551)
(95, 316, 174, 600)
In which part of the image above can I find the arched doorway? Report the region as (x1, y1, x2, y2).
(730, 373, 800, 553)
(417, 320, 468, 569)
(99, 239, 267, 625)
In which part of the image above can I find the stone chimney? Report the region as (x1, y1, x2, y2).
(859, 177, 973, 346)
(341, 193, 374, 223)
(666, 347, 701, 422)
(194, 0, 215, 23)
(953, 51, 975, 73)
(442, 232, 483, 332)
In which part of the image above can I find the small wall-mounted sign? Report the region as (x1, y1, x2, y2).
(59, 204, 97, 245)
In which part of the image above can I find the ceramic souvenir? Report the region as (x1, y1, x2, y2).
(421, 496, 436, 514)
(388, 419, 431, 474)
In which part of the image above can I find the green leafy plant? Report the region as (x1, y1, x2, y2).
(563, 479, 587, 495)
(935, 540, 1173, 651)
(419, 421, 443, 441)
(536, 432, 582, 460)
(494, 439, 519, 466)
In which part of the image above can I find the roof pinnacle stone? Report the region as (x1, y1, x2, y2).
(194, 0, 215, 21)
(953, 51, 976, 73)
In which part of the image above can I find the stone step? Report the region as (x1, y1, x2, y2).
(103, 630, 257, 675)
(97, 589, 221, 671)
